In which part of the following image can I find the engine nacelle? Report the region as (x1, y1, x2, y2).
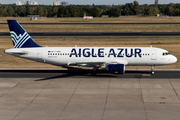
(107, 64, 125, 74)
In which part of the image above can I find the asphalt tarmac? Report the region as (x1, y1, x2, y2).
(0, 69, 180, 79)
(0, 69, 180, 120)
(1, 32, 180, 37)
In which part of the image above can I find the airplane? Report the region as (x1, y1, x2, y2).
(5, 20, 177, 75)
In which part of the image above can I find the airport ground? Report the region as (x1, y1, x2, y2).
(1, 16, 180, 33)
(1, 16, 180, 23)
(1, 24, 180, 32)
(0, 69, 180, 120)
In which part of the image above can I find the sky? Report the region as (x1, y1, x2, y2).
(0, 0, 179, 5)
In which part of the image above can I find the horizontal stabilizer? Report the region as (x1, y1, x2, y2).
(5, 49, 27, 55)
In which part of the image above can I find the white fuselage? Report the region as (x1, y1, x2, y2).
(5, 47, 177, 67)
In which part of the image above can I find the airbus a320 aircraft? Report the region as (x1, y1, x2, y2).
(5, 20, 177, 75)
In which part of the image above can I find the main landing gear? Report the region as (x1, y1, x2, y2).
(91, 67, 98, 76)
(151, 66, 155, 75)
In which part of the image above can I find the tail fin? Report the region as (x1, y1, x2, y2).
(7, 20, 41, 48)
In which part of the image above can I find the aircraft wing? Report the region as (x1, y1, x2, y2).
(76, 61, 105, 65)
(70, 58, 128, 67)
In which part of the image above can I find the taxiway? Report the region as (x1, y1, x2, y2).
(0, 69, 180, 120)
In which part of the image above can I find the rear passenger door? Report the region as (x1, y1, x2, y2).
(37, 49, 42, 60)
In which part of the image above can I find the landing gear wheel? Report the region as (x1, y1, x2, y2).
(151, 66, 155, 75)
(91, 71, 97, 76)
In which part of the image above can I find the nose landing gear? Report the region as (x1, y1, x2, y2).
(151, 66, 154, 75)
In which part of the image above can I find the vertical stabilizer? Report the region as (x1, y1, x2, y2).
(7, 20, 41, 48)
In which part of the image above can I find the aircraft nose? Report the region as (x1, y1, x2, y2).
(171, 55, 177, 63)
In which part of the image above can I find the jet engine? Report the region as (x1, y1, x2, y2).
(107, 64, 125, 74)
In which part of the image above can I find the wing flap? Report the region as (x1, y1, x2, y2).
(72, 59, 128, 66)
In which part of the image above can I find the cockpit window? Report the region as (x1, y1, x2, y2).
(162, 52, 170, 56)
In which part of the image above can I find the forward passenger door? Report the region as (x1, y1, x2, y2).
(151, 49, 157, 60)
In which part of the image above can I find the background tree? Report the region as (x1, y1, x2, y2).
(158, 5, 166, 15)
(68, 6, 77, 17)
(143, 4, 150, 15)
(76, 7, 83, 17)
(108, 7, 121, 17)
(174, 8, 180, 16)
(7, 6, 14, 16)
(52, 7, 58, 17)
(57, 6, 66, 17)
(27, 7, 35, 15)
(167, 3, 174, 16)
(91, 7, 101, 17)
(139, 5, 144, 15)
(38, 6, 44, 16)
(0, 2, 180, 17)
(148, 6, 159, 15)
(16, 6, 26, 16)
(133, 1, 139, 15)
(122, 3, 133, 16)
(43, 8, 48, 17)
(46, 6, 53, 17)
(0, 5, 4, 17)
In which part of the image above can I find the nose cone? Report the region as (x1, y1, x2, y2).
(171, 55, 177, 64)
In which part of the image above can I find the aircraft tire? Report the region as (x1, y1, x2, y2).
(91, 71, 97, 76)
